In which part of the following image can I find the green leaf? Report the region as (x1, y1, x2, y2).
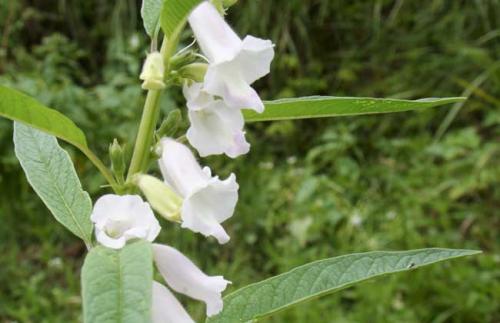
(1, 86, 117, 188)
(207, 248, 480, 323)
(0, 85, 88, 149)
(13, 122, 93, 244)
(82, 240, 153, 323)
(244, 96, 465, 122)
(141, 0, 164, 37)
(160, 0, 202, 36)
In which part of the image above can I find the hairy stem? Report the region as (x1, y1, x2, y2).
(80, 146, 119, 192)
(126, 34, 180, 182)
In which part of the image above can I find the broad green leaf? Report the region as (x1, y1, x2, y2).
(141, 0, 164, 37)
(82, 240, 153, 323)
(207, 248, 480, 323)
(13, 122, 93, 244)
(244, 96, 465, 122)
(160, 0, 202, 36)
(0, 85, 88, 149)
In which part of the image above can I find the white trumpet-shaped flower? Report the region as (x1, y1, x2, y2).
(158, 138, 238, 244)
(188, 1, 274, 112)
(153, 244, 230, 317)
(152, 281, 194, 323)
(90, 194, 161, 249)
(184, 82, 250, 158)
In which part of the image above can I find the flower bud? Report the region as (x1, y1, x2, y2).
(179, 63, 208, 83)
(135, 174, 183, 222)
(109, 139, 126, 181)
(170, 50, 198, 70)
(139, 51, 166, 90)
(157, 109, 182, 138)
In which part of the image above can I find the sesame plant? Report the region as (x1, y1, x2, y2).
(0, 0, 481, 322)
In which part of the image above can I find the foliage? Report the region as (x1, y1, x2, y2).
(209, 249, 480, 323)
(0, 0, 498, 322)
(13, 123, 93, 244)
(82, 240, 153, 323)
(248, 96, 464, 121)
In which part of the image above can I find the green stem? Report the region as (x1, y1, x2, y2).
(80, 146, 119, 191)
(126, 34, 180, 182)
(131, 89, 162, 175)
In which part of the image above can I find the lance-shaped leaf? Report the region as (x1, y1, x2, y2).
(0, 85, 88, 149)
(244, 96, 465, 122)
(2, 86, 116, 187)
(82, 240, 153, 323)
(14, 122, 93, 244)
(160, 0, 202, 36)
(141, 0, 164, 37)
(207, 248, 480, 323)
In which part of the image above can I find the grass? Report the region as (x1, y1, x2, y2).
(0, 0, 499, 322)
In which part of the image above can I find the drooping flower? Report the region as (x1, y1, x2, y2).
(153, 244, 230, 317)
(184, 82, 250, 158)
(158, 138, 238, 244)
(152, 281, 194, 323)
(188, 1, 274, 112)
(90, 194, 161, 249)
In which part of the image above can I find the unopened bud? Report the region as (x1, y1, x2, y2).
(135, 175, 183, 222)
(157, 109, 182, 138)
(179, 63, 208, 83)
(109, 139, 126, 181)
(139, 52, 166, 90)
(170, 50, 198, 70)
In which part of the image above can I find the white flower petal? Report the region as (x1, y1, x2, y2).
(184, 82, 250, 158)
(204, 69, 265, 112)
(159, 138, 210, 196)
(158, 139, 239, 243)
(188, 1, 274, 112)
(182, 173, 238, 244)
(188, 1, 241, 63)
(238, 35, 275, 84)
(187, 96, 250, 158)
(153, 244, 230, 317)
(95, 228, 126, 249)
(183, 82, 213, 111)
(152, 281, 194, 323)
(90, 195, 161, 249)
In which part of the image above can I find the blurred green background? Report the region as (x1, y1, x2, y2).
(0, 0, 499, 322)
